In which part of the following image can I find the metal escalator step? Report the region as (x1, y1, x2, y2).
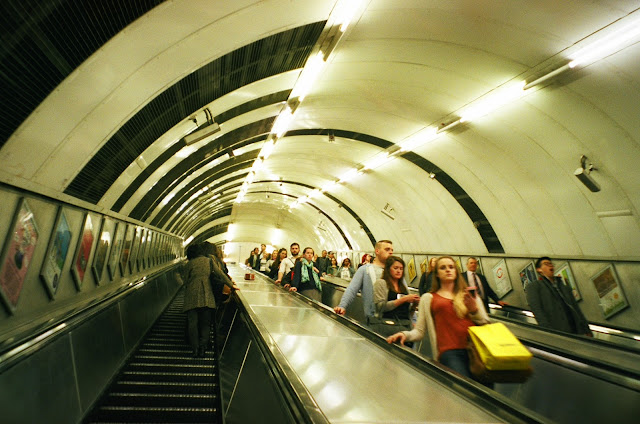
(94, 405, 217, 423)
(113, 380, 216, 395)
(104, 392, 217, 407)
(121, 371, 216, 383)
(140, 342, 191, 348)
(127, 362, 216, 374)
(137, 348, 192, 355)
(133, 354, 210, 360)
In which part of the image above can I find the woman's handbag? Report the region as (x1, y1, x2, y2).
(367, 315, 412, 338)
(467, 323, 533, 383)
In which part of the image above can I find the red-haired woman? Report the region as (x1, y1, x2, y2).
(358, 253, 372, 268)
(387, 256, 489, 379)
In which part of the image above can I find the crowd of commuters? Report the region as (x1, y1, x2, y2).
(237, 239, 591, 385)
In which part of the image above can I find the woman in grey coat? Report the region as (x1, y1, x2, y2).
(183, 244, 235, 357)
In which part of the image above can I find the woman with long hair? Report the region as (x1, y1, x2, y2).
(269, 248, 287, 280)
(326, 256, 339, 277)
(418, 257, 438, 295)
(183, 244, 236, 357)
(337, 257, 356, 279)
(387, 256, 489, 378)
(289, 247, 322, 302)
(372, 256, 420, 336)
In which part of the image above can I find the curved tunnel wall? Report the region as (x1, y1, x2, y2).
(1, 2, 640, 330)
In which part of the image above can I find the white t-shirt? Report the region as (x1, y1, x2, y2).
(279, 257, 296, 277)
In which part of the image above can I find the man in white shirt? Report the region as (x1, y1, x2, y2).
(463, 257, 505, 312)
(275, 242, 300, 285)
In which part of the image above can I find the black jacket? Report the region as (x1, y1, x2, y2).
(462, 271, 500, 312)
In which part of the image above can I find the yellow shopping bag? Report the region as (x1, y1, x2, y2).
(468, 323, 532, 371)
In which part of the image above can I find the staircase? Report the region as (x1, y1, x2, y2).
(84, 290, 222, 423)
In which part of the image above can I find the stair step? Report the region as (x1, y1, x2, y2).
(92, 405, 217, 423)
(127, 362, 216, 373)
(103, 392, 217, 407)
(121, 370, 216, 383)
(113, 380, 217, 394)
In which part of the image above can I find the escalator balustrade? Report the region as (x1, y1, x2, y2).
(84, 290, 222, 423)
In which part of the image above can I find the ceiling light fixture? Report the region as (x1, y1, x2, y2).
(234, 0, 366, 207)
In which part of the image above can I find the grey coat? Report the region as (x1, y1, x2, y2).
(525, 276, 590, 335)
(182, 256, 232, 311)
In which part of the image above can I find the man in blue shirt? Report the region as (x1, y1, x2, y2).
(334, 240, 394, 319)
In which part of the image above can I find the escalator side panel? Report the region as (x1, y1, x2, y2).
(70, 304, 126, 413)
(219, 311, 297, 424)
(0, 333, 81, 424)
(120, 282, 163, 354)
(496, 355, 640, 423)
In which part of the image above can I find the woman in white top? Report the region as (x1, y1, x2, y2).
(387, 256, 489, 379)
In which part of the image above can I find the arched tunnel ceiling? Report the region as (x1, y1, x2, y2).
(1, 0, 640, 259)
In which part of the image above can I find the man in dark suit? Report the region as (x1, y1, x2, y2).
(525, 257, 591, 336)
(316, 250, 330, 275)
(462, 257, 505, 313)
(245, 247, 260, 270)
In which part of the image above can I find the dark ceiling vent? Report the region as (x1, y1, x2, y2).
(0, 0, 164, 149)
(64, 21, 326, 205)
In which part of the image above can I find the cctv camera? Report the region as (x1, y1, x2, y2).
(574, 167, 600, 192)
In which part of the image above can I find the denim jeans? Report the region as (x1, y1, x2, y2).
(439, 349, 472, 378)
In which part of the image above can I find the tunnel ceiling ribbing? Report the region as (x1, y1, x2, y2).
(111, 90, 292, 212)
(64, 21, 326, 204)
(285, 129, 505, 253)
(0, 0, 164, 149)
(131, 121, 271, 222)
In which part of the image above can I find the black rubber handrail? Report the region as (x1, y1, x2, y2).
(237, 268, 549, 424)
(0, 261, 183, 372)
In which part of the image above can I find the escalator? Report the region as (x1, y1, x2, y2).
(83, 289, 223, 423)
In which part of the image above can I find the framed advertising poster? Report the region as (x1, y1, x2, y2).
(0, 199, 39, 313)
(129, 226, 142, 274)
(420, 258, 428, 275)
(137, 228, 148, 271)
(91, 218, 112, 284)
(72, 213, 96, 290)
(406, 257, 417, 284)
(146, 231, 154, 268)
(518, 261, 537, 290)
(40, 207, 72, 299)
(591, 264, 628, 319)
(490, 259, 512, 298)
(108, 222, 125, 280)
(160, 234, 167, 262)
(555, 262, 581, 301)
(120, 224, 134, 275)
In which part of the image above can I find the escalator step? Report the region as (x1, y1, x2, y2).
(113, 380, 217, 394)
(127, 362, 216, 374)
(121, 371, 216, 383)
(91, 405, 217, 423)
(103, 392, 217, 407)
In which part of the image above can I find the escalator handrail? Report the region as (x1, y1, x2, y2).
(231, 290, 331, 424)
(238, 268, 549, 424)
(493, 316, 640, 388)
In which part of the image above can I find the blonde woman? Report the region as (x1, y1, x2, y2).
(387, 256, 489, 379)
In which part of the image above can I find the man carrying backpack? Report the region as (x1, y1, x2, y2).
(275, 242, 300, 287)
